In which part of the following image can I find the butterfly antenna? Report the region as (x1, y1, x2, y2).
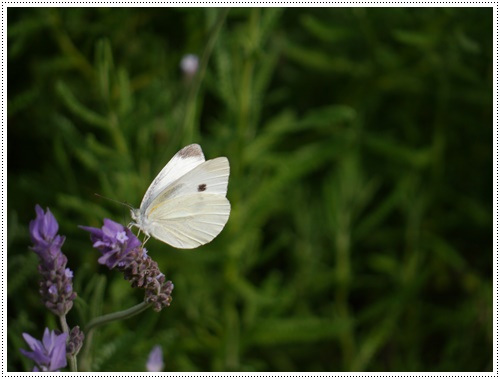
(94, 193, 133, 210)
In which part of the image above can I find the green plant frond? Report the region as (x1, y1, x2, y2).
(91, 332, 139, 371)
(7, 253, 38, 297)
(56, 81, 110, 130)
(363, 134, 433, 169)
(300, 14, 352, 43)
(247, 317, 350, 346)
(95, 38, 115, 105)
(244, 141, 337, 228)
(8, 87, 41, 117)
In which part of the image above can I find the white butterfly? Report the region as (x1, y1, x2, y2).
(130, 144, 230, 249)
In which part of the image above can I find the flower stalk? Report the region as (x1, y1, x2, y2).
(84, 301, 152, 334)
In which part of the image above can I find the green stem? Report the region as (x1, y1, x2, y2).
(182, 8, 230, 144)
(59, 315, 77, 372)
(79, 301, 152, 371)
(84, 301, 152, 334)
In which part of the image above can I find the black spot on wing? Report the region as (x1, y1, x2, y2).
(198, 183, 207, 192)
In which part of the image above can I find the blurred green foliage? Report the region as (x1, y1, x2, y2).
(7, 7, 492, 371)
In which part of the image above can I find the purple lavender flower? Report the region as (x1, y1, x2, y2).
(20, 328, 68, 372)
(29, 205, 66, 269)
(80, 218, 141, 269)
(29, 205, 76, 316)
(81, 219, 173, 311)
(146, 344, 164, 372)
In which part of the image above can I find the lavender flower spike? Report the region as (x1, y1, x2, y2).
(81, 219, 174, 311)
(29, 205, 76, 316)
(146, 345, 164, 372)
(20, 328, 68, 372)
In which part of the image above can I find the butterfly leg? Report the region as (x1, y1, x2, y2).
(128, 222, 149, 248)
(141, 233, 150, 248)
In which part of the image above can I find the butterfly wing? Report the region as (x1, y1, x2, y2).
(147, 194, 230, 249)
(140, 144, 205, 211)
(144, 157, 230, 249)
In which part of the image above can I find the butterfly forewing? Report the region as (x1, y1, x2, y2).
(140, 144, 205, 211)
(157, 157, 228, 200)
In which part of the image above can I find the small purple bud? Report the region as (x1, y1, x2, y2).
(65, 268, 73, 279)
(116, 231, 128, 244)
(146, 345, 164, 372)
(48, 285, 57, 295)
(180, 54, 199, 77)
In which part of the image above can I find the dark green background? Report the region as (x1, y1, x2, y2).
(7, 7, 492, 371)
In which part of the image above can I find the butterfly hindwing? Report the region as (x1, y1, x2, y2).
(147, 194, 230, 249)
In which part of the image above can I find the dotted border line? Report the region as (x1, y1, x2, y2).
(1, 1, 497, 377)
(495, 2, 499, 377)
(0, 376, 497, 378)
(2, 0, 5, 376)
(0, 1, 498, 3)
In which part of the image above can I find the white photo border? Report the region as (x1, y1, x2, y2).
(2, 2, 496, 376)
